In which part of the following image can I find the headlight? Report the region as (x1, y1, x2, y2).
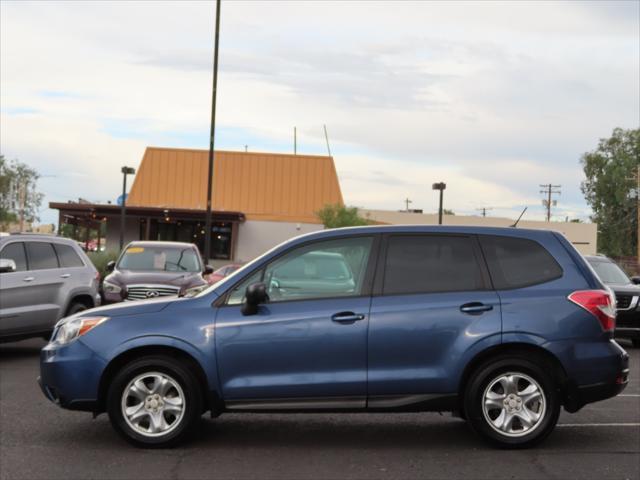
(54, 316, 109, 345)
(103, 281, 122, 294)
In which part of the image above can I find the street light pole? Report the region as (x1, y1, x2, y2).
(119, 166, 135, 251)
(432, 182, 447, 225)
(204, 0, 221, 263)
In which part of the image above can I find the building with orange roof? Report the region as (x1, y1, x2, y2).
(51, 147, 343, 264)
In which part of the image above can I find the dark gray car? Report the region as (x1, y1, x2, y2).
(0, 234, 101, 342)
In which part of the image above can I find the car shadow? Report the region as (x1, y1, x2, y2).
(0, 338, 46, 361)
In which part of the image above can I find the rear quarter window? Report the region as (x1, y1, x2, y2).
(479, 235, 562, 289)
(53, 243, 85, 268)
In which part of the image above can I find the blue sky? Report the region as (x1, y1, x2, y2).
(1, 0, 638, 226)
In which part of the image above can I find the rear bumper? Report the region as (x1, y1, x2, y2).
(563, 344, 629, 413)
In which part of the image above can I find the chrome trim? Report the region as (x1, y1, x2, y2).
(616, 295, 639, 312)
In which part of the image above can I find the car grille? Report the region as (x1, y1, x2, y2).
(616, 294, 633, 310)
(126, 285, 180, 301)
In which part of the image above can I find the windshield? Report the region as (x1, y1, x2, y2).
(118, 245, 201, 272)
(588, 259, 630, 285)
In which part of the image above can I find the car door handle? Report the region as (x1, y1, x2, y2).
(460, 302, 493, 314)
(22, 277, 35, 282)
(60, 273, 71, 279)
(331, 312, 366, 324)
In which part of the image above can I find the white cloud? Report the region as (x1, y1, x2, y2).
(1, 0, 638, 225)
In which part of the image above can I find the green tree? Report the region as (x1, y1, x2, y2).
(581, 128, 640, 257)
(0, 155, 17, 224)
(316, 204, 372, 228)
(0, 155, 44, 228)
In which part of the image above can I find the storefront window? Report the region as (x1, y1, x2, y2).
(143, 219, 233, 260)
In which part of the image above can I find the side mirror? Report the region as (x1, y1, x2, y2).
(106, 260, 116, 272)
(204, 265, 214, 275)
(241, 282, 269, 316)
(631, 276, 640, 285)
(0, 259, 17, 273)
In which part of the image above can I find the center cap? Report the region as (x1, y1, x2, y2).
(509, 399, 517, 408)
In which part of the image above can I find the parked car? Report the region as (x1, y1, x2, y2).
(585, 255, 640, 347)
(206, 263, 242, 285)
(38, 226, 628, 448)
(102, 241, 213, 303)
(0, 234, 101, 342)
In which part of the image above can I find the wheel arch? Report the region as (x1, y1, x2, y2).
(96, 344, 221, 416)
(458, 342, 569, 405)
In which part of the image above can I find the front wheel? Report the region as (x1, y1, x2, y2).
(464, 357, 560, 448)
(107, 356, 202, 448)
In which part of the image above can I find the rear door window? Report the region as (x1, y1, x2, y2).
(53, 243, 85, 268)
(25, 242, 59, 270)
(0, 242, 28, 272)
(383, 235, 486, 295)
(479, 235, 562, 289)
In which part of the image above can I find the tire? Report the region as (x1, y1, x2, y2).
(107, 356, 203, 448)
(66, 302, 88, 316)
(463, 356, 560, 449)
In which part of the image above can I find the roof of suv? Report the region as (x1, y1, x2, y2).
(125, 241, 201, 249)
(0, 234, 82, 246)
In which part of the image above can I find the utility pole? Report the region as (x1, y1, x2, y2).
(404, 198, 412, 212)
(119, 166, 135, 251)
(476, 207, 493, 217)
(539, 184, 561, 222)
(204, 0, 221, 263)
(294, 127, 297, 155)
(627, 165, 640, 262)
(18, 180, 26, 232)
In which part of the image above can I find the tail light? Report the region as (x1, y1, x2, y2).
(568, 290, 616, 332)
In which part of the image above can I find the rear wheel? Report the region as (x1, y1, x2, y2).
(107, 356, 202, 448)
(464, 356, 560, 448)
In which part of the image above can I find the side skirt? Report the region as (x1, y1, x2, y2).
(224, 394, 458, 413)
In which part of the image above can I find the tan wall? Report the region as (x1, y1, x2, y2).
(359, 209, 597, 255)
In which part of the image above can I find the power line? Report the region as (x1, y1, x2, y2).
(539, 184, 561, 222)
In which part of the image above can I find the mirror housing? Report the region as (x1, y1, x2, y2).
(241, 282, 269, 316)
(0, 259, 17, 273)
(106, 260, 116, 272)
(631, 276, 640, 285)
(204, 265, 214, 275)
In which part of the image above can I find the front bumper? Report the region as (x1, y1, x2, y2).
(38, 339, 107, 412)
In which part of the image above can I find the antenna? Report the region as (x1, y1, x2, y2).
(323, 124, 332, 157)
(511, 207, 528, 227)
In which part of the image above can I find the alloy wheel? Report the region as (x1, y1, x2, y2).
(481, 372, 546, 438)
(121, 371, 186, 437)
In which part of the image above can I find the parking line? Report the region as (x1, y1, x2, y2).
(557, 423, 640, 427)
(619, 394, 640, 397)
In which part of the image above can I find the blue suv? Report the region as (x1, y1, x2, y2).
(38, 226, 629, 448)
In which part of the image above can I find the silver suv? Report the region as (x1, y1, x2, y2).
(0, 234, 101, 342)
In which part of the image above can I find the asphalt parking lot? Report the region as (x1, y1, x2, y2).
(0, 338, 638, 480)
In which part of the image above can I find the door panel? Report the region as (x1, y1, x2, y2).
(215, 297, 370, 401)
(24, 242, 64, 330)
(368, 291, 501, 395)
